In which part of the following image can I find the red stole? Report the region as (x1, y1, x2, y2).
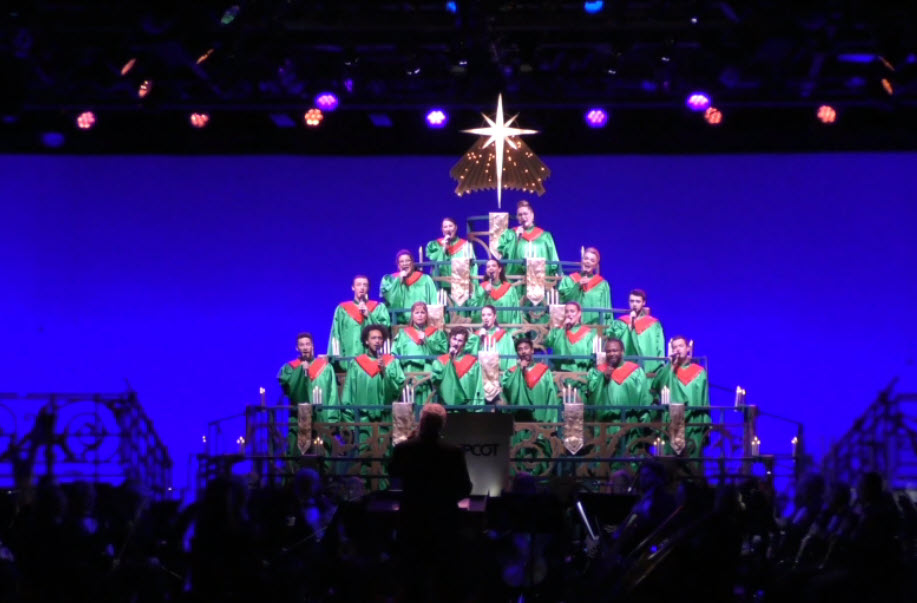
(308, 357, 329, 380)
(675, 363, 704, 386)
(341, 300, 379, 324)
(519, 227, 545, 242)
(390, 271, 423, 286)
(437, 354, 477, 379)
(484, 281, 513, 301)
(523, 363, 549, 389)
(355, 354, 394, 378)
(566, 325, 592, 345)
(403, 326, 439, 344)
(477, 328, 507, 342)
(439, 238, 467, 256)
(617, 313, 659, 335)
(569, 272, 605, 292)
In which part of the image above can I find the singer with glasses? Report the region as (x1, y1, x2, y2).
(328, 275, 391, 362)
(606, 288, 666, 374)
(431, 326, 485, 406)
(380, 250, 438, 324)
(496, 199, 562, 278)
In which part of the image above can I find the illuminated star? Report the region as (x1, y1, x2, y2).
(462, 94, 538, 208)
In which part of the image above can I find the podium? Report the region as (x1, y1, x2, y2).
(442, 411, 514, 496)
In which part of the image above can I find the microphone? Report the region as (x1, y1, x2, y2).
(630, 310, 637, 330)
(449, 345, 458, 358)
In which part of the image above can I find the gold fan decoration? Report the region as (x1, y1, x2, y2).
(450, 95, 551, 208)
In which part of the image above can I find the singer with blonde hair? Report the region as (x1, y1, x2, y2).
(557, 246, 611, 324)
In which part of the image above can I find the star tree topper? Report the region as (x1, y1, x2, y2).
(450, 94, 551, 208)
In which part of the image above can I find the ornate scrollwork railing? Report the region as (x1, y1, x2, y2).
(0, 392, 172, 498)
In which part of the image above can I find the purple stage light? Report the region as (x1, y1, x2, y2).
(686, 92, 712, 112)
(314, 92, 339, 111)
(584, 108, 608, 128)
(425, 109, 448, 128)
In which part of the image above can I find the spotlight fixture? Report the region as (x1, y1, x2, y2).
(137, 80, 152, 99)
(314, 93, 339, 111)
(121, 58, 136, 76)
(196, 48, 214, 65)
(881, 78, 894, 95)
(817, 105, 837, 124)
(584, 1, 604, 14)
(190, 113, 210, 128)
(686, 92, 712, 112)
(425, 109, 448, 128)
(76, 111, 96, 130)
(445, 1, 457, 13)
(584, 108, 608, 128)
(304, 108, 323, 127)
(704, 107, 723, 125)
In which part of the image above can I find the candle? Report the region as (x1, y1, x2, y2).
(259, 387, 266, 406)
(332, 338, 340, 357)
(580, 245, 585, 259)
(791, 436, 798, 457)
(734, 386, 746, 407)
(237, 436, 245, 455)
(202, 434, 207, 453)
(661, 386, 670, 405)
(751, 436, 760, 456)
(418, 246, 423, 262)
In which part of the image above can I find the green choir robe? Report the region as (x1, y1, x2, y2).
(431, 353, 485, 406)
(497, 226, 562, 277)
(585, 361, 651, 420)
(501, 363, 558, 474)
(478, 280, 523, 326)
(278, 356, 340, 453)
(425, 237, 477, 291)
(380, 270, 438, 324)
(328, 300, 391, 359)
(467, 326, 517, 371)
(557, 273, 611, 325)
(650, 362, 710, 456)
(391, 326, 448, 403)
(544, 325, 598, 373)
(341, 353, 406, 422)
(501, 363, 559, 422)
(607, 313, 666, 374)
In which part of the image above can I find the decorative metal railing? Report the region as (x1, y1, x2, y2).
(198, 395, 799, 496)
(0, 392, 172, 498)
(823, 378, 917, 489)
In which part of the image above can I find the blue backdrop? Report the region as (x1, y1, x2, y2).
(3, 153, 916, 491)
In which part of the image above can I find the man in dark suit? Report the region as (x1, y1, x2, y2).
(389, 403, 472, 601)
